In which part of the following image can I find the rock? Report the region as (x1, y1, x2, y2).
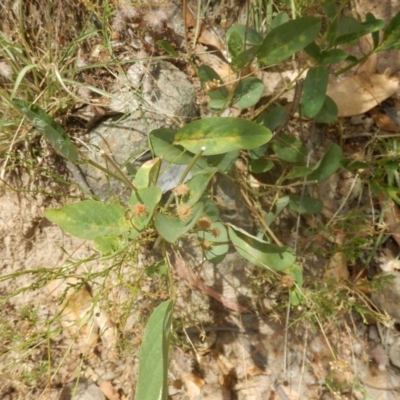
(59, 378, 105, 400)
(371, 272, 400, 322)
(389, 338, 400, 368)
(80, 61, 198, 200)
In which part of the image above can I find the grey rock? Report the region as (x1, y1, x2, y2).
(60, 378, 105, 400)
(389, 338, 400, 368)
(371, 273, 400, 322)
(80, 61, 198, 201)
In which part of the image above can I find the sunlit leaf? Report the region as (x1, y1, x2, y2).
(174, 118, 272, 156)
(228, 225, 296, 271)
(45, 201, 130, 240)
(154, 202, 204, 243)
(135, 299, 173, 400)
(258, 17, 321, 65)
(198, 222, 229, 264)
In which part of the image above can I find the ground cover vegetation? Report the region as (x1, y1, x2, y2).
(1, 0, 400, 399)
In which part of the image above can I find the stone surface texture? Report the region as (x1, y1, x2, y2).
(81, 60, 198, 200)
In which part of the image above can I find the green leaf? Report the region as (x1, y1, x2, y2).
(135, 158, 161, 189)
(256, 105, 286, 131)
(304, 42, 321, 61)
(313, 95, 338, 123)
(271, 12, 289, 29)
(157, 40, 178, 56)
(307, 143, 342, 182)
(272, 133, 307, 163)
(197, 65, 229, 110)
(228, 225, 296, 271)
(130, 187, 162, 231)
(249, 158, 274, 173)
(202, 197, 220, 221)
(381, 11, 400, 50)
(258, 17, 321, 66)
(231, 45, 260, 71)
(146, 261, 168, 277)
(286, 264, 304, 305)
(183, 169, 218, 207)
(228, 30, 244, 58)
(366, 13, 381, 48)
(135, 299, 173, 400)
(13, 99, 79, 163)
(288, 195, 323, 214)
(302, 67, 329, 118)
(323, 0, 337, 19)
(198, 222, 229, 264)
(226, 25, 263, 46)
(333, 17, 385, 45)
(232, 77, 264, 109)
(319, 49, 349, 65)
(149, 129, 208, 171)
(94, 234, 126, 255)
(285, 165, 313, 180)
(174, 118, 272, 156)
(154, 202, 204, 243)
(206, 150, 239, 172)
(149, 128, 191, 164)
(45, 200, 130, 240)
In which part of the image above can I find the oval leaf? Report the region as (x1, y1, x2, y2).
(258, 17, 321, 66)
(226, 25, 263, 46)
(302, 67, 329, 118)
(272, 133, 307, 163)
(154, 202, 204, 243)
(313, 95, 338, 123)
(307, 143, 342, 182)
(228, 225, 296, 271)
(44, 200, 130, 240)
(232, 77, 264, 109)
(182, 169, 218, 207)
(135, 299, 173, 400)
(174, 118, 272, 156)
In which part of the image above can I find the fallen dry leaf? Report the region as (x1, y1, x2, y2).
(98, 380, 120, 400)
(195, 44, 236, 87)
(378, 191, 400, 247)
(327, 72, 399, 117)
(324, 252, 349, 282)
(47, 278, 99, 355)
(198, 27, 226, 53)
